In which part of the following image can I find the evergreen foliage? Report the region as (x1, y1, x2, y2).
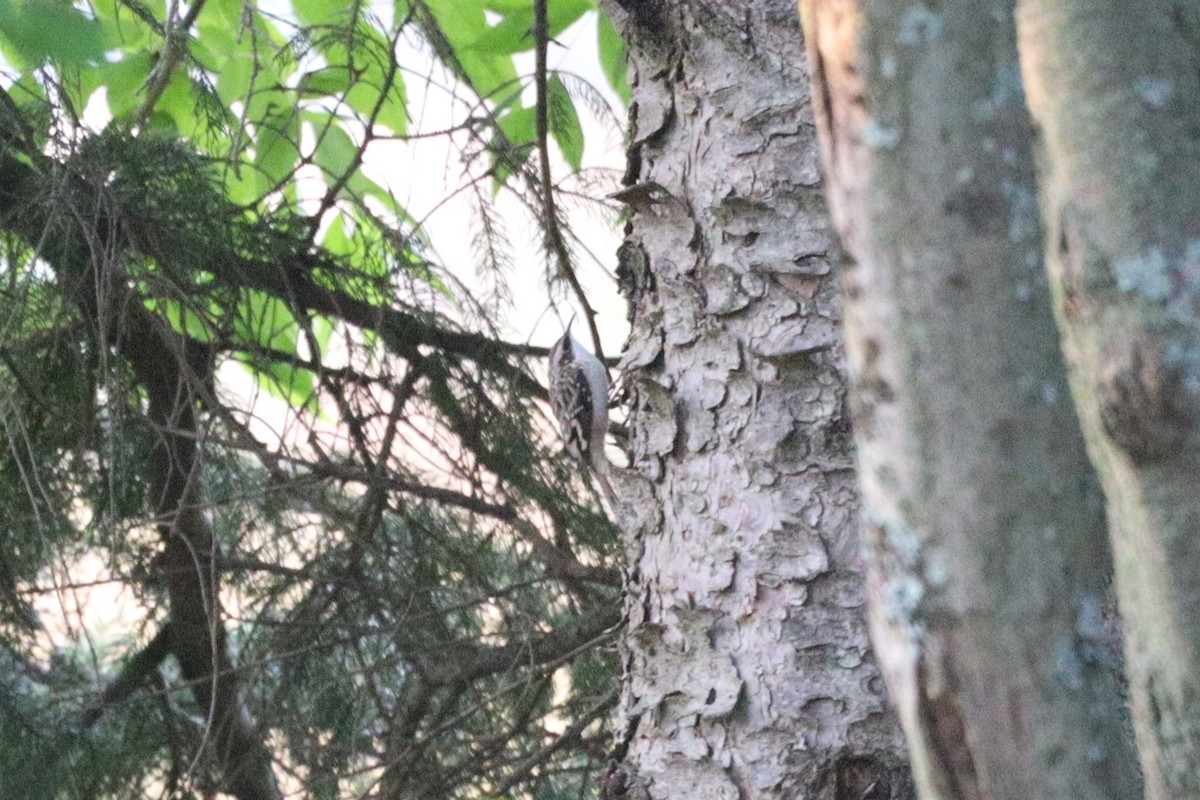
(0, 0, 626, 797)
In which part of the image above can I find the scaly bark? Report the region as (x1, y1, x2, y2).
(601, 1, 912, 797)
(1015, 2, 1200, 796)
(799, 1, 1139, 797)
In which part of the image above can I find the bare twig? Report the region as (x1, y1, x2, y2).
(133, 0, 211, 128)
(83, 623, 174, 727)
(494, 688, 619, 795)
(533, 0, 607, 365)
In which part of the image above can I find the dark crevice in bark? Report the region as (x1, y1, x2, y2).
(1097, 336, 1199, 462)
(810, 40, 838, 177)
(830, 753, 911, 800)
(916, 662, 980, 800)
(612, 0, 668, 36)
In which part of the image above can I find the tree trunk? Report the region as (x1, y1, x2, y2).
(601, 1, 912, 797)
(123, 332, 280, 800)
(1015, 3, 1200, 796)
(798, 1, 1139, 797)
(0, 112, 280, 800)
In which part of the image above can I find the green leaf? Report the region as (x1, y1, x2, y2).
(344, 170, 393, 207)
(86, 54, 155, 121)
(497, 104, 535, 146)
(422, 0, 516, 96)
(223, 11, 289, 123)
(320, 213, 356, 257)
(264, 360, 317, 410)
(342, 24, 409, 136)
(467, 7, 533, 55)
(215, 50, 255, 107)
(207, 0, 242, 29)
(469, 0, 590, 53)
(314, 122, 361, 181)
(92, 0, 158, 51)
(597, 9, 631, 105)
(233, 289, 300, 354)
(235, 354, 318, 411)
(299, 67, 354, 98)
(254, 105, 301, 194)
(545, 0, 593, 37)
(192, 24, 255, 106)
(492, 104, 535, 183)
(143, 109, 178, 133)
(229, 289, 320, 411)
(311, 316, 335, 355)
(547, 74, 584, 171)
(151, 70, 208, 137)
(146, 297, 216, 342)
(291, 0, 355, 28)
(0, 0, 107, 66)
(5, 71, 44, 107)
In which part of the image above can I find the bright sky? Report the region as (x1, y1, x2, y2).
(66, 7, 628, 353)
(388, 11, 629, 355)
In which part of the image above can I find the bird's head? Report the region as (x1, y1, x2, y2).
(550, 314, 578, 364)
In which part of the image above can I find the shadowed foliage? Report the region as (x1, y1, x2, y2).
(0, 0, 626, 797)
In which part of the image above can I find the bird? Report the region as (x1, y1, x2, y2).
(548, 317, 615, 506)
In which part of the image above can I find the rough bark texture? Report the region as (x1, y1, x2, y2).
(601, 1, 912, 797)
(799, 2, 1139, 798)
(1015, 2, 1200, 796)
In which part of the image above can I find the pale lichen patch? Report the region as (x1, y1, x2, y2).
(896, 5, 942, 46)
(862, 117, 901, 150)
(1053, 636, 1085, 690)
(1132, 75, 1173, 109)
(879, 575, 927, 641)
(971, 59, 1024, 120)
(882, 516, 921, 565)
(1114, 247, 1171, 300)
(1075, 595, 1105, 639)
(1001, 180, 1040, 243)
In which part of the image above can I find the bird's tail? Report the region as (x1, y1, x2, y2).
(595, 467, 618, 513)
(589, 450, 619, 513)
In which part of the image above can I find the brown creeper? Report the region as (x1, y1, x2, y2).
(549, 318, 610, 478)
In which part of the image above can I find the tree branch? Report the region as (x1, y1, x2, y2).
(423, 604, 620, 686)
(493, 688, 618, 795)
(533, 0, 607, 363)
(0, 94, 280, 800)
(83, 623, 174, 728)
(133, 0, 210, 127)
